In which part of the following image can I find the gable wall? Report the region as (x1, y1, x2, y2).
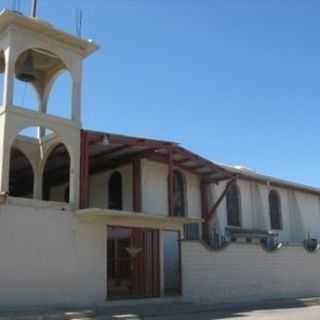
(210, 178, 320, 243)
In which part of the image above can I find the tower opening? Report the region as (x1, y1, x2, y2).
(9, 148, 34, 198)
(42, 143, 70, 203)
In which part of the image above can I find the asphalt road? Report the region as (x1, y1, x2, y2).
(138, 305, 320, 320)
(104, 302, 320, 320)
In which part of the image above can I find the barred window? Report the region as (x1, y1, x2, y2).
(269, 190, 282, 230)
(226, 184, 241, 227)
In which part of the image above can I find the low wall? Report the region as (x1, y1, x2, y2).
(0, 198, 106, 308)
(181, 241, 320, 304)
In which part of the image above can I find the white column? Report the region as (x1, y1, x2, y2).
(71, 62, 82, 124)
(3, 46, 16, 108)
(33, 165, 43, 200)
(69, 147, 80, 208)
(0, 117, 10, 193)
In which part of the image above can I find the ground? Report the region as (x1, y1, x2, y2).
(2, 299, 320, 319)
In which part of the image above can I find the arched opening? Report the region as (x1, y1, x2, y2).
(42, 143, 70, 203)
(108, 171, 123, 210)
(13, 78, 39, 110)
(226, 183, 241, 227)
(9, 148, 34, 198)
(46, 70, 72, 119)
(14, 48, 66, 111)
(172, 170, 186, 217)
(269, 190, 282, 230)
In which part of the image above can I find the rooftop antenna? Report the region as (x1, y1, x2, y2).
(31, 0, 37, 17)
(75, 8, 83, 38)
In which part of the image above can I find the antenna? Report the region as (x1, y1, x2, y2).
(75, 8, 83, 38)
(31, 0, 37, 17)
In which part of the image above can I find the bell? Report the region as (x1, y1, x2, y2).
(16, 53, 37, 83)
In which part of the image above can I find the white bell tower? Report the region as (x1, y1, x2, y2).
(0, 9, 97, 207)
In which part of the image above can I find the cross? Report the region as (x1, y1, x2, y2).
(31, 0, 37, 17)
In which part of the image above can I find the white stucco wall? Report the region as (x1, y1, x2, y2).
(0, 197, 107, 308)
(210, 178, 320, 244)
(141, 159, 201, 218)
(182, 241, 320, 304)
(88, 165, 133, 211)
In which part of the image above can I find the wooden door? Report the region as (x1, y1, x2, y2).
(131, 228, 160, 298)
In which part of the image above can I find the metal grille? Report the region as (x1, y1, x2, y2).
(184, 223, 200, 240)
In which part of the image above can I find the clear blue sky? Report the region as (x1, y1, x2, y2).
(3, 0, 320, 187)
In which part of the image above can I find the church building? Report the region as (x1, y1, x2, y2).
(1, 8, 320, 308)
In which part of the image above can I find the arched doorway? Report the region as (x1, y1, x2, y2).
(42, 143, 70, 202)
(9, 148, 34, 198)
(108, 171, 123, 210)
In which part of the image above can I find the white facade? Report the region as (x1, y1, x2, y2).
(211, 178, 320, 244)
(182, 241, 320, 304)
(1, 8, 320, 310)
(0, 197, 106, 308)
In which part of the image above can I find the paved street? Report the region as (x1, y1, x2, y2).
(137, 305, 320, 320)
(93, 299, 320, 320)
(2, 300, 320, 319)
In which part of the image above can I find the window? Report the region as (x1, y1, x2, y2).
(269, 190, 282, 230)
(173, 170, 186, 217)
(108, 171, 123, 210)
(226, 183, 241, 227)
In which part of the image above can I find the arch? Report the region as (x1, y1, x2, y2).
(226, 183, 241, 227)
(9, 147, 34, 198)
(13, 48, 68, 111)
(13, 44, 73, 75)
(42, 143, 71, 203)
(108, 171, 123, 210)
(172, 170, 186, 217)
(46, 70, 73, 119)
(269, 189, 282, 230)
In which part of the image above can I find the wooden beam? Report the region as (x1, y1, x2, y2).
(175, 146, 233, 178)
(148, 154, 208, 177)
(200, 181, 210, 242)
(132, 158, 142, 212)
(175, 158, 191, 165)
(168, 148, 174, 217)
(90, 148, 158, 176)
(206, 178, 236, 223)
(91, 144, 131, 161)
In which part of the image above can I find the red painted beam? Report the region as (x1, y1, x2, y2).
(132, 158, 142, 212)
(205, 178, 236, 223)
(200, 181, 210, 241)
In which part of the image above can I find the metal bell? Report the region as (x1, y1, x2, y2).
(16, 53, 37, 82)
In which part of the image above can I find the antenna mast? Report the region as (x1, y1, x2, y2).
(31, 0, 37, 17)
(75, 8, 83, 38)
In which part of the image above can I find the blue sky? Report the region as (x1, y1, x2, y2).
(3, 0, 320, 187)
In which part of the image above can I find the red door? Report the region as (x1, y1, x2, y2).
(107, 226, 160, 299)
(131, 228, 160, 298)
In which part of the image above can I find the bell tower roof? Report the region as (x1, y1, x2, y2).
(0, 9, 98, 58)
